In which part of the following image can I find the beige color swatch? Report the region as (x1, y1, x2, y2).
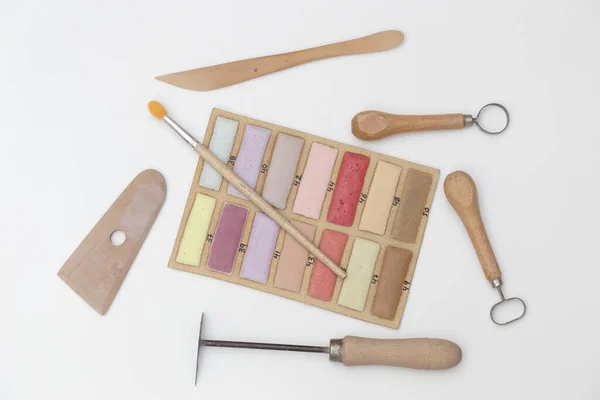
(359, 161, 402, 235)
(273, 221, 317, 292)
(262, 134, 305, 209)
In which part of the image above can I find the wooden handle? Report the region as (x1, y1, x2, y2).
(444, 171, 501, 282)
(340, 336, 462, 370)
(352, 111, 466, 141)
(156, 30, 404, 91)
(193, 143, 346, 279)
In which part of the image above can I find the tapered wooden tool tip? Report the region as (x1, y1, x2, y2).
(382, 30, 405, 47)
(444, 171, 477, 210)
(148, 101, 167, 119)
(429, 339, 462, 370)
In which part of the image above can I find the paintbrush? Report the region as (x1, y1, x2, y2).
(148, 101, 346, 279)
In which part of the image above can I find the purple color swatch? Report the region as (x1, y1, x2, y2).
(239, 213, 280, 283)
(228, 124, 271, 199)
(207, 203, 249, 274)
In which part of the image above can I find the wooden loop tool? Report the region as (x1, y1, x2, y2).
(352, 103, 509, 140)
(58, 170, 166, 315)
(444, 171, 526, 325)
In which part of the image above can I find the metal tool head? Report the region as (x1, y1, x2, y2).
(490, 286, 527, 325)
(194, 313, 204, 386)
(466, 103, 510, 135)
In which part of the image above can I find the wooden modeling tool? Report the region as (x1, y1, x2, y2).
(195, 313, 461, 384)
(58, 170, 166, 315)
(148, 101, 346, 279)
(444, 171, 526, 325)
(156, 30, 404, 91)
(352, 103, 510, 140)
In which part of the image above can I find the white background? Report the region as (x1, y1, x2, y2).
(1, 0, 599, 399)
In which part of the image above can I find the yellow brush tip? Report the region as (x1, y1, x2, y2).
(148, 101, 167, 119)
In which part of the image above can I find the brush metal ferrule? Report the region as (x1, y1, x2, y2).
(164, 115, 199, 147)
(328, 339, 343, 362)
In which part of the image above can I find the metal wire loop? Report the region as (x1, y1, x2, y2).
(473, 103, 510, 134)
(490, 296, 527, 325)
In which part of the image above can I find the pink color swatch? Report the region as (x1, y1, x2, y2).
(327, 152, 370, 226)
(273, 221, 316, 292)
(307, 229, 349, 301)
(292, 143, 338, 219)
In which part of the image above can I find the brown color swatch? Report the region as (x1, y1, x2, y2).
(391, 169, 433, 243)
(371, 247, 413, 320)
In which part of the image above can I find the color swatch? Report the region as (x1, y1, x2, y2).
(307, 229, 349, 302)
(199, 117, 238, 190)
(169, 109, 439, 328)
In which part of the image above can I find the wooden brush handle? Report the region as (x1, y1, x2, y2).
(192, 143, 346, 279)
(339, 337, 462, 370)
(352, 111, 466, 140)
(444, 171, 501, 283)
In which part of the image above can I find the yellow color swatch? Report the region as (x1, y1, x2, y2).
(176, 194, 216, 266)
(337, 238, 380, 311)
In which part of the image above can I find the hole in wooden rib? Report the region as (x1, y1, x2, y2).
(110, 230, 126, 246)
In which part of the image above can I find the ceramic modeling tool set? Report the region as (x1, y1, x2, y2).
(56, 28, 528, 386)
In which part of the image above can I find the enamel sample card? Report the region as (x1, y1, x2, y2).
(169, 108, 439, 328)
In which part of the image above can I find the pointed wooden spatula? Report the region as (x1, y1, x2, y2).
(156, 30, 404, 91)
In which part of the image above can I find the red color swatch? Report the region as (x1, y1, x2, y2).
(326, 152, 370, 226)
(308, 229, 349, 301)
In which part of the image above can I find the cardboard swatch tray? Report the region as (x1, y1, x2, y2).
(169, 108, 439, 328)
